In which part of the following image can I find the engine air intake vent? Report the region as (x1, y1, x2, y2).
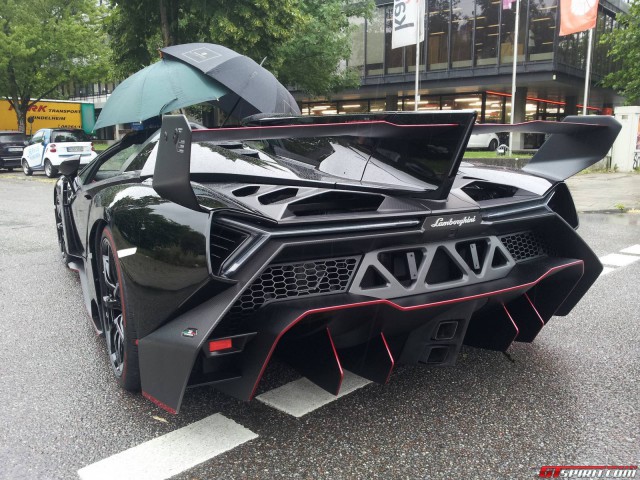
(288, 192, 385, 217)
(209, 223, 250, 275)
(230, 256, 360, 314)
(499, 231, 550, 262)
(462, 181, 518, 201)
(232, 185, 260, 197)
(258, 188, 299, 205)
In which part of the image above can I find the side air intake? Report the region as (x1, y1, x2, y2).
(209, 222, 250, 275)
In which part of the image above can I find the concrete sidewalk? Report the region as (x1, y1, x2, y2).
(566, 173, 640, 212)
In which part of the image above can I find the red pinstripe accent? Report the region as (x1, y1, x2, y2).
(524, 292, 545, 326)
(326, 328, 344, 394)
(502, 304, 520, 338)
(380, 333, 395, 385)
(192, 120, 460, 135)
(249, 260, 584, 398)
(142, 391, 177, 415)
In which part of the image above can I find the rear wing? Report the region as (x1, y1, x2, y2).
(154, 113, 621, 212)
(154, 111, 477, 211)
(473, 115, 621, 181)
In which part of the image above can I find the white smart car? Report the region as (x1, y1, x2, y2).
(22, 128, 98, 177)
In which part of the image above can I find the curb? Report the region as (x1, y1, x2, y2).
(579, 209, 638, 214)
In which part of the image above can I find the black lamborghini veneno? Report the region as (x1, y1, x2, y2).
(54, 111, 621, 413)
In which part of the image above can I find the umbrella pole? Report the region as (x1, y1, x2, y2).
(221, 97, 243, 127)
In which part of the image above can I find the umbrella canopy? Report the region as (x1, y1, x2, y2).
(94, 58, 229, 130)
(161, 43, 301, 119)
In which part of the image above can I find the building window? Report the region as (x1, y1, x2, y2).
(485, 93, 507, 122)
(427, 0, 450, 70)
(500, 0, 527, 64)
(559, 29, 592, 69)
(406, 5, 426, 73)
(305, 103, 338, 115)
(366, 7, 385, 75)
(370, 99, 386, 112)
(338, 101, 368, 113)
(384, 6, 405, 74)
(451, 0, 474, 68)
(475, 0, 499, 65)
(527, 0, 556, 61)
(348, 16, 366, 76)
(441, 94, 482, 111)
(406, 42, 426, 73)
(384, 6, 404, 74)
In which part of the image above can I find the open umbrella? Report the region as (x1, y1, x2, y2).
(94, 58, 228, 130)
(161, 43, 301, 120)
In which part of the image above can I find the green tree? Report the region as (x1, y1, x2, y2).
(104, 0, 374, 97)
(276, 0, 374, 96)
(0, 0, 109, 132)
(600, 2, 640, 105)
(105, 0, 304, 79)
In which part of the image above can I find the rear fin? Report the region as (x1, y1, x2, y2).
(152, 115, 203, 212)
(522, 115, 621, 181)
(473, 116, 622, 181)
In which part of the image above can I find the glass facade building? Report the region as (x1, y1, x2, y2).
(299, 0, 627, 129)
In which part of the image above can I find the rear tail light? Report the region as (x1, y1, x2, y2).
(49, 143, 57, 153)
(209, 338, 233, 352)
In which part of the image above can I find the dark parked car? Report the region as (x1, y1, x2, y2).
(54, 112, 620, 413)
(0, 131, 28, 171)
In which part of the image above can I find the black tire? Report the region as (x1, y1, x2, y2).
(488, 139, 498, 151)
(44, 159, 58, 178)
(54, 191, 70, 266)
(98, 227, 140, 391)
(7, 167, 13, 172)
(22, 159, 32, 176)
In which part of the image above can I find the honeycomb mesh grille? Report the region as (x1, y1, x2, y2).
(230, 256, 360, 315)
(499, 231, 550, 262)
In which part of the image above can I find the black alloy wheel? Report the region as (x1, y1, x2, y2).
(98, 228, 140, 391)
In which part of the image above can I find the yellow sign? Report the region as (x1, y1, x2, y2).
(0, 100, 83, 132)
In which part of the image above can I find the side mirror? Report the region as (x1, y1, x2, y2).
(59, 156, 81, 178)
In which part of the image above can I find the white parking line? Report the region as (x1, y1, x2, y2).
(117, 247, 137, 258)
(619, 244, 640, 255)
(77, 414, 257, 480)
(600, 266, 616, 276)
(598, 253, 640, 267)
(256, 371, 371, 418)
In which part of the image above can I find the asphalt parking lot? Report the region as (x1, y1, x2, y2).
(0, 171, 638, 480)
